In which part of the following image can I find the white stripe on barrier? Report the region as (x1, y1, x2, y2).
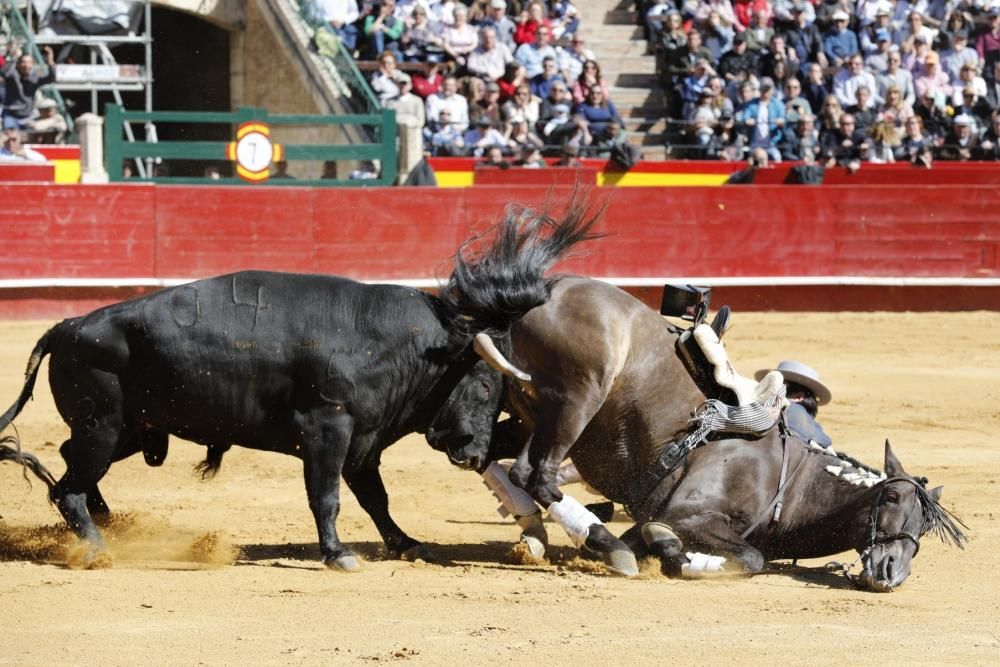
(0, 276, 999, 290)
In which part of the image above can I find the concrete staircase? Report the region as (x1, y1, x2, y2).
(574, 0, 668, 159)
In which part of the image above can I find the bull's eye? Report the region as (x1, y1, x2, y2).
(480, 381, 490, 399)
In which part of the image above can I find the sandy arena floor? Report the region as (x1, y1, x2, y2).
(1, 311, 998, 665)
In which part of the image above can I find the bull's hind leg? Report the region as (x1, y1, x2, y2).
(343, 463, 428, 562)
(85, 431, 147, 525)
(297, 408, 359, 572)
(52, 419, 130, 564)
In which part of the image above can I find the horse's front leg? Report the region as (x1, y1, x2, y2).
(665, 509, 764, 575)
(513, 394, 639, 577)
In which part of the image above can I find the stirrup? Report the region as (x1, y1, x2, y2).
(711, 305, 730, 339)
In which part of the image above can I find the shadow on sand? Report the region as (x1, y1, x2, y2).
(749, 562, 861, 590)
(235, 539, 583, 573)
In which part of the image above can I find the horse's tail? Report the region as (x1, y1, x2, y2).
(441, 186, 607, 334)
(0, 323, 62, 487)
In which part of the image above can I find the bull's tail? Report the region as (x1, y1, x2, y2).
(1, 324, 59, 433)
(194, 443, 232, 480)
(442, 185, 606, 334)
(0, 324, 61, 476)
(0, 435, 57, 492)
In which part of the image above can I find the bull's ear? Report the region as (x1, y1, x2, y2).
(883, 439, 906, 477)
(929, 486, 943, 502)
(473, 333, 531, 382)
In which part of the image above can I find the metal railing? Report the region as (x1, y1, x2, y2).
(293, 0, 381, 116)
(104, 104, 398, 186)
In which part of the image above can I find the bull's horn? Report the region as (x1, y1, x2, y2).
(473, 333, 531, 382)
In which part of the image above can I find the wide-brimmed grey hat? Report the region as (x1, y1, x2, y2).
(755, 360, 832, 405)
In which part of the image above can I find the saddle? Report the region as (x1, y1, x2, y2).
(627, 286, 788, 518)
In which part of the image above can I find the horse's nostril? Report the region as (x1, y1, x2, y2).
(885, 557, 895, 582)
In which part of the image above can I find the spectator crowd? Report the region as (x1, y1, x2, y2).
(643, 0, 1000, 163)
(0, 35, 67, 160)
(311, 0, 633, 164)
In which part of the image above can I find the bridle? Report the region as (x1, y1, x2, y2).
(866, 476, 924, 556)
(836, 476, 924, 588)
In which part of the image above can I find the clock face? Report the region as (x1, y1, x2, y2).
(234, 131, 274, 173)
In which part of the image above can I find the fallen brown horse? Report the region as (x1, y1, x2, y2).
(471, 277, 966, 589)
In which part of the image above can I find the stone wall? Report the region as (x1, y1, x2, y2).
(157, 0, 348, 179)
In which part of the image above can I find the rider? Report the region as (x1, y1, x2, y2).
(755, 360, 832, 448)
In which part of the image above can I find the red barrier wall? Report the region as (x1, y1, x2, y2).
(0, 163, 54, 182)
(1, 183, 997, 317)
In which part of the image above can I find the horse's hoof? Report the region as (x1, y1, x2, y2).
(641, 522, 681, 548)
(520, 534, 546, 559)
(399, 543, 433, 563)
(516, 512, 548, 558)
(640, 522, 686, 576)
(603, 549, 639, 577)
(324, 553, 362, 572)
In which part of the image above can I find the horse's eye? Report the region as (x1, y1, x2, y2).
(885, 491, 900, 504)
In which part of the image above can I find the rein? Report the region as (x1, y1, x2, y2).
(740, 427, 809, 539)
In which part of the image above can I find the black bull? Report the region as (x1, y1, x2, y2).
(0, 201, 601, 570)
(489, 277, 966, 588)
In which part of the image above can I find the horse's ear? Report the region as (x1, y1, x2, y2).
(883, 439, 906, 477)
(929, 485, 943, 502)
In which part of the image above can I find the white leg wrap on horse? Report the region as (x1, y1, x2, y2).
(547, 494, 601, 549)
(481, 462, 539, 519)
(681, 551, 727, 577)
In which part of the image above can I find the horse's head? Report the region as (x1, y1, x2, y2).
(857, 440, 967, 592)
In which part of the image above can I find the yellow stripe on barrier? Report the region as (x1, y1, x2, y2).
(53, 159, 81, 184)
(598, 172, 730, 187)
(436, 171, 476, 188)
(433, 171, 731, 188)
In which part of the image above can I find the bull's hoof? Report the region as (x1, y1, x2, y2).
(324, 553, 362, 572)
(67, 543, 112, 570)
(399, 543, 433, 563)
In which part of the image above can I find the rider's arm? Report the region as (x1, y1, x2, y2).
(785, 402, 833, 448)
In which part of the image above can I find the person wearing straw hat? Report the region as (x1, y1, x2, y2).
(755, 360, 833, 448)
